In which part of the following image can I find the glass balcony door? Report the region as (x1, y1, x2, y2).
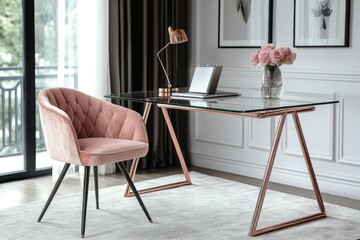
(0, 0, 77, 181)
(0, 0, 25, 176)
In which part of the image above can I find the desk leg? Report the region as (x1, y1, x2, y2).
(160, 107, 192, 183)
(292, 112, 326, 214)
(249, 112, 326, 236)
(124, 104, 191, 197)
(124, 102, 152, 197)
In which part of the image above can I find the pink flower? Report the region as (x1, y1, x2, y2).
(283, 47, 292, 57)
(258, 50, 271, 66)
(261, 43, 276, 51)
(250, 44, 296, 68)
(269, 48, 285, 65)
(284, 52, 297, 64)
(250, 50, 260, 67)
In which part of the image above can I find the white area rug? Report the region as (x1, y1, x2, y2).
(0, 172, 359, 240)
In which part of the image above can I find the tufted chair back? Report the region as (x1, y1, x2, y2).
(37, 87, 148, 166)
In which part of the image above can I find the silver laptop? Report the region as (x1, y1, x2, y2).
(171, 65, 239, 99)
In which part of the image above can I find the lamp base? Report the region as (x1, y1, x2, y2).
(158, 87, 179, 96)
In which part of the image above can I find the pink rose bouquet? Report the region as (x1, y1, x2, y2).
(250, 44, 296, 68)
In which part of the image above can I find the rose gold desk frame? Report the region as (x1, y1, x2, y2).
(124, 102, 192, 197)
(124, 102, 326, 236)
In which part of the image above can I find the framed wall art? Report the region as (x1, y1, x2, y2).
(218, 0, 273, 48)
(293, 0, 350, 47)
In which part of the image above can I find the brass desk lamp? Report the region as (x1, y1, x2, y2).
(157, 26, 188, 96)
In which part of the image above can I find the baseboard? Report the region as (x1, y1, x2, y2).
(190, 153, 360, 201)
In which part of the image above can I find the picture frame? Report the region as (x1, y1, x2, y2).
(293, 0, 350, 47)
(218, 0, 273, 48)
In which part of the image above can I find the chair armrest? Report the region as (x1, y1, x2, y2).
(38, 100, 83, 166)
(99, 101, 149, 143)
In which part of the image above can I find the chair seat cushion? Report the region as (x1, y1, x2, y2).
(78, 138, 149, 166)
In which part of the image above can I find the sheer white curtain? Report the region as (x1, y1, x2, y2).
(53, 0, 111, 179)
(77, 0, 112, 175)
(53, 0, 78, 179)
(78, 0, 110, 99)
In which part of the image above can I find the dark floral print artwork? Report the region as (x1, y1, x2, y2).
(311, 0, 333, 30)
(236, 0, 252, 23)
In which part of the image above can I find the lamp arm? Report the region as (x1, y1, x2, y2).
(157, 42, 172, 88)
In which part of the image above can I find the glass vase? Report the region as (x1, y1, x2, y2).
(261, 66, 282, 99)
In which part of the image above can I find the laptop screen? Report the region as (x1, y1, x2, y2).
(189, 65, 223, 94)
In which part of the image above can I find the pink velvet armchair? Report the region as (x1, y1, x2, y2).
(37, 87, 152, 238)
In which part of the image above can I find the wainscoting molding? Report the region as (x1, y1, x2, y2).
(338, 97, 360, 166)
(282, 91, 336, 162)
(195, 112, 244, 148)
(249, 118, 273, 151)
(187, 66, 360, 87)
(189, 152, 360, 201)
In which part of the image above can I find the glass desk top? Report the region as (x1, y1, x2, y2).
(105, 88, 339, 114)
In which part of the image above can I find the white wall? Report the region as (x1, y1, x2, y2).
(188, 0, 360, 200)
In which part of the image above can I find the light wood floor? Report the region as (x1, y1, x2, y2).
(0, 166, 359, 210)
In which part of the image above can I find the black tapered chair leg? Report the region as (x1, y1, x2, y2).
(93, 166, 99, 209)
(81, 166, 90, 238)
(117, 162, 152, 223)
(38, 163, 71, 222)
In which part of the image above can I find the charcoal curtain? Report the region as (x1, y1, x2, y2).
(109, 0, 189, 169)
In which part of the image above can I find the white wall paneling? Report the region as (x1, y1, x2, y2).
(195, 112, 244, 148)
(338, 96, 360, 166)
(188, 0, 360, 200)
(282, 92, 336, 162)
(249, 118, 273, 151)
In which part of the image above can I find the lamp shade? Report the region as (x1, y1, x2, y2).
(168, 26, 188, 44)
